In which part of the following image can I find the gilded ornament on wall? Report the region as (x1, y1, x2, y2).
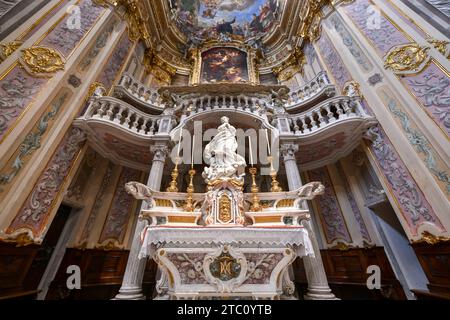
(0, 41, 22, 61)
(413, 231, 450, 246)
(384, 44, 430, 75)
(20, 46, 65, 77)
(427, 38, 450, 59)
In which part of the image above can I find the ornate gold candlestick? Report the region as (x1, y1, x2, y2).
(166, 157, 180, 192)
(268, 156, 282, 192)
(184, 169, 196, 212)
(249, 167, 261, 212)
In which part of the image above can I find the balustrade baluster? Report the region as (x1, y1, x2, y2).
(105, 103, 114, 121)
(293, 118, 300, 134)
(342, 99, 353, 117)
(206, 96, 212, 110)
(113, 104, 124, 124)
(336, 101, 344, 118)
(318, 108, 327, 126)
(327, 104, 336, 123)
(124, 109, 132, 128)
(214, 96, 220, 109)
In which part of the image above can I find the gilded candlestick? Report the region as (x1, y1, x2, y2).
(184, 169, 196, 212)
(268, 156, 282, 192)
(249, 167, 261, 212)
(166, 157, 181, 192)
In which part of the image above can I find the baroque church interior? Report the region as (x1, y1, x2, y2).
(0, 0, 449, 301)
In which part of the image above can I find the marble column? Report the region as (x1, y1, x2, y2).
(281, 144, 337, 300)
(114, 144, 168, 300)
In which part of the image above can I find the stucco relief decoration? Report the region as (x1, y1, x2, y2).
(344, 0, 410, 56)
(378, 89, 450, 195)
(328, 13, 373, 73)
(98, 167, 141, 246)
(0, 67, 47, 140)
(298, 133, 348, 165)
(77, 162, 114, 247)
(5, 128, 86, 242)
(96, 33, 132, 90)
(384, 44, 430, 75)
(402, 63, 450, 137)
(19, 46, 66, 77)
(103, 133, 153, 165)
(365, 126, 445, 236)
(316, 32, 352, 91)
(40, 0, 105, 57)
(335, 162, 371, 242)
(308, 167, 352, 245)
(0, 92, 69, 191)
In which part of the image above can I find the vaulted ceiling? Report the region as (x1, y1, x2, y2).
(94, 0, 330, 74)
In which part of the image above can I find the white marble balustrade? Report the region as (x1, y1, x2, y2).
(116, 73, 165, 110)
(287, 72, 336, 110)
(82, 96, 164, 136)
(286, 96, 371, 135)
(179, 94, 271, 117)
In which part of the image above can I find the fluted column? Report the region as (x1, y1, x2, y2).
(281, 144, 337, 300)
(114, 144, 169, 300)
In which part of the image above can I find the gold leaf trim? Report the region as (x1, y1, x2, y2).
(413, 231, 450, 246)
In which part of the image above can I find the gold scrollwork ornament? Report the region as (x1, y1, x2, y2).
(20, 46, 65, 77)
(384, 44, 430, 74)
(0, 41, 23, 61)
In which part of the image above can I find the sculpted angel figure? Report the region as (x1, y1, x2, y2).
(202, 116, 246, 182)
(160, 89, 180, 109)
(271, 87, 290, 114)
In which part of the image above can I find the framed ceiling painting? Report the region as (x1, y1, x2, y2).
(190, 41, 259, 85)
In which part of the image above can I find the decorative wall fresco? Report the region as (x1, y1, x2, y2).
(343, 0, 410, 56)
(6, 127, 86, 240)
(98, 167, 141, 245)
(201, 47, 249, 83)
(378, 87, 450, 196)
(366, 125, 445, 236)
(79, 15, 119, 72)
(0, 0, 105, 144)
(307, 167, 352, 245)
(168, 0, 281, 42)
(344, 0, 450, 135)
(78, 161, 115, 246)
(298, 132, 348, 164)
(335, 162, 372, 242)
(18, 0, 71, 42)
(0, 90, 70, 199)
(0, 66, 47, 141)
(384, 0, 428, 39)
(96, 32, 132, 91)
(401, 62, 450, 137)
(103, 133, 153, 165)
(316, 32, 352, 91)
(327, 12, 374, 73)
(39, 0, 105, 57)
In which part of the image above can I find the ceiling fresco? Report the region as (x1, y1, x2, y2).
(167, 0, 282, 42)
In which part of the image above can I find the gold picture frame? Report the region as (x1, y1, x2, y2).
(189, 40, 259, 85)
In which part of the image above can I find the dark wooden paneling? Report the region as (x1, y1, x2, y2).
(294, 247, 406, 300)
(413, 242, 450, 296)
(0, 243, 39, 293)
(46, 248, 157, 300)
